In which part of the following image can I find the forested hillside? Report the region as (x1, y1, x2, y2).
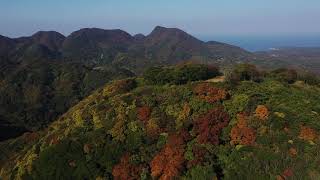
(0, 58, 134, 140)
(1, 64, 320, 179)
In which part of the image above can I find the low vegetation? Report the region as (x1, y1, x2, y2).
(143, 63, 221, 85)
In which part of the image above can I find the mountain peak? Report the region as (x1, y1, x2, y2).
(67, 28, 133, 43)
(71, 28, 132, 37)
(133, 33, 145, 41)
(31, 31, 65, 51)
(32, 31, 65, 38)
(0, 35, 15, 56)
(147, 26, 203, 45)
(150, 26, 187, 36)
(62, 28, 134, 61)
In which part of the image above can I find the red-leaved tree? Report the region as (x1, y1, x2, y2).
(193, 107, 230, 145)
(112, 153, 143, 180)
(230, 113, 256, 146)
(137, 106, 151, 124)
(187, 146, 207, 168)
(150, 131, 190, 180)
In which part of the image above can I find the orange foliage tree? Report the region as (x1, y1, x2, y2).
(230, 113, 256, 146)
(112, 153, 143, 180)
(276, 168, 294, 180)
(137, 106, 151, 124)
(150, 131, 190, 180)
(289, 148, 297, 157)
(255, 105, 269, 121)
(145, 118, 161, 139)
(22, 132, 39, 143)
(193, 107, 230, 145)
(45, 134, 60, 145)
(193, 83, 227, 103)
(299, 126, 318, 141)
(103, 79, 136, 96)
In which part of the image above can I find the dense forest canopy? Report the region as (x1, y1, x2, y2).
(1, 63, 320, 179)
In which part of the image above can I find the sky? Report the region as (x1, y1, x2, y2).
(1, 0, 320, 39)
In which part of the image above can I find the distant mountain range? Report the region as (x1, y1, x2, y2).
(0, 26, 253, 73)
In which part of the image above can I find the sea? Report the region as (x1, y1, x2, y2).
(199, 35, 320, 52)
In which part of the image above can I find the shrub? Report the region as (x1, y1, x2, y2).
(193, 107, 230, 145)
(226, 63, 262, 85)
(230, 127, 256, 146)
(183, 165, 216, 180)
(143, 64, 221, 85)
(277, 168, 294, 180)
(137, 106, 151, 124)
(176, 103, 192, 129)
(297, 72, 320, 86)
(298, 126, 317, 141)
(103, 79, 137, 96)
(146, 118, 161, 138)
(270, 68, 298, 84)
(22, 132, 39, 143)
(186, 146, 207, 168)
(255, 105, 269, 121)
(223, 94, 249, 116)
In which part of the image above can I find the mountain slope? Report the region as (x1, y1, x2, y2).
(0, 58, 134, 140)
(31, 31, 66, 51)
(113, 26, 253, 73)
(1, 65, 320, 179)
(62, 28, 134, 63)
(0, 35, 16, 58)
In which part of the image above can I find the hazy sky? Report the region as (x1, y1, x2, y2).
(1, 0, 320, 38)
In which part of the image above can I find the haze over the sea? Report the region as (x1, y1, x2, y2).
(199, 35, 320, 52)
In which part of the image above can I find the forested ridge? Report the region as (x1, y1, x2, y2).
(1, 63, 320, 179)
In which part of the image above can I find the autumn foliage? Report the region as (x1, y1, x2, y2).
(194, 107, 230, 145)
(112, 153, 143, 180)
(22, 132, 39, 143)
(45, 134, 60, 145)
(299, 126, 318, 141)
(137, 106, 151, 124)
(255, 105, 269, 121)
(289, 148, 298, 157)
(276, 168, 294, 180)
(145, 119, 162, 138)
(194, 83, 228, 103)
(83, 144, 92, 154)
(150, 131, 190, 180)
(103, 79, 137, 96)
(187, 146, 207, 168)
(230, 113, 256, 146)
